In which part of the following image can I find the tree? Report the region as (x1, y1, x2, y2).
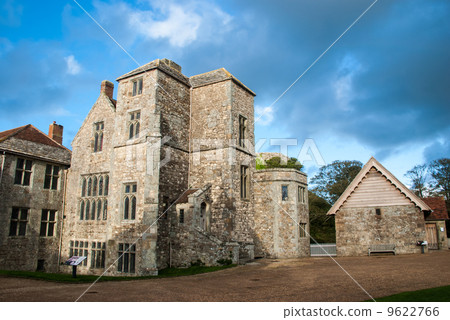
(308, 191, 335, 243)
(310, 160, 363, 204)
(428, 158, 450, 200)
(405, 164, 428, 197)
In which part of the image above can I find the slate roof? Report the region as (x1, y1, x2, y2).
(0, 124, 69, 150)
(175, 189, 200, 204)
(327, 157, 431, 215)
(422, 197, 449, 220)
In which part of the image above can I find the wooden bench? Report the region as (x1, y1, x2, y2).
(368, 244, 396, 256)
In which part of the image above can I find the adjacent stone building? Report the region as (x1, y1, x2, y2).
(0, 123, 71, 271)
(253, 168, 309, 258)
(61, 59, 309, 276)
(327, 157, 431, 256)
(421, 197, 449, 250)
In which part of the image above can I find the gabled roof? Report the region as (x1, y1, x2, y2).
(422, 197, 449, 220)
(0, 124, 69, 151)
(327, 157, 431, 215)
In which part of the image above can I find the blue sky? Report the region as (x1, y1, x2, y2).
(0, 0, 449, 185)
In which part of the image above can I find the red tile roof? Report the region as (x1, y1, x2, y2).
(0, 124, 69, 150)
(422, 197, 449, 220)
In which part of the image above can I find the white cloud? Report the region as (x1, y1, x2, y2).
(255, 105, 274, 126)
(64, 55, 81, 75)
(92, 0, 234, 48)
(333, 54, 364, 111)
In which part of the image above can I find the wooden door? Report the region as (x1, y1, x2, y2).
(426, 223, 438, 250)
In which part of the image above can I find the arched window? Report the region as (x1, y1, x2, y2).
(129, 123, 134, 140)
(131, 196, 136, 220)
(80, 200, 85, 220)
(124, 197, 130, 219)
(91, 200, 96, 220)
(200, 202, 210, 231)
(103, 199, 108, 220)
(97, 200, 102, 220)
(87, 178, 92, 196)
(94, 132, 99, 152)
(85, 200, 90, 220)
(135, 122, 140, 138)
(99, 176, 104, 196)
(104, 175, 109, 196)
(93, 176, 98, 196)
(81, 178, 86, 197)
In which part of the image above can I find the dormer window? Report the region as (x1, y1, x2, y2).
(128, 111, 140, 139)
(132, 78, 143, 96)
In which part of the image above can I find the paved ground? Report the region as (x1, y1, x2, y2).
(1, 251, 449, 302)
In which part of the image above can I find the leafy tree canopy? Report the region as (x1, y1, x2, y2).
(310, 160, 363, 204)
(256, 156, 303, 171)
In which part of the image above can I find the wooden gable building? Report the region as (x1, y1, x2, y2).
(327, 157, 431, 256)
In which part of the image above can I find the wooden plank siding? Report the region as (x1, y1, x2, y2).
(342, 169, 412, 208)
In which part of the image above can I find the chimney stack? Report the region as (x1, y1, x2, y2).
(100, 80, 114, 99)
(49, 121, 63, 145)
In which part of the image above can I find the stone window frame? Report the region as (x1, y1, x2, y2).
(40, 209, 57, 237)
(128, 110, 141, 140)
(117, 243, 136, 273)
(69, 240, 88, 266)
(375, 208, 382, 216)
(9, 207, 29, 236)
(240, 165, 249, 199)
(90, 242, 106, 269)
(123, 183, 137, 220)
(93, 121, 104, 152)
(44, 164, 60, 190)
(281, 185, 289, 201)
(238, 114, 247, 148)
(79, 173, 109, 221)
(299, 223, 307, 238)
(132, 78, 143, 97)
(298, 185, 306, 204)
(14, 158, 32, 186)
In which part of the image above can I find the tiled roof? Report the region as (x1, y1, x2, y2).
(0, 124, 69, 150)
(422, 197, 449, 220)
(175, 189, 200, 204)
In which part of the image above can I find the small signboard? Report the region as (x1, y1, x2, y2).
(64, 256, 87, 266)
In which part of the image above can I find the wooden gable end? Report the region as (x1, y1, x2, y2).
(341, 168, 413, 208)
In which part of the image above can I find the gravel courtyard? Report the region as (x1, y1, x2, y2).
(1, 251, 449, 302)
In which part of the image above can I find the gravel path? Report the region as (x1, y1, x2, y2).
(1, 251, 449, 302)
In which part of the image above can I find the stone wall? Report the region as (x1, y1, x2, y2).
(253, 168, 309, 258)
(335, 204, 427, 256)
(0, 149, 69, 272)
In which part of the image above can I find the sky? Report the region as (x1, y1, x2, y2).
(0, 0, 449, 186)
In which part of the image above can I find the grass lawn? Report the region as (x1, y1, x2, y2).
(0, 264, 236, 283)
(373, 285, 450, 302)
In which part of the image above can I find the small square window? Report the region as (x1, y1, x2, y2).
(375, 208, 381, 216)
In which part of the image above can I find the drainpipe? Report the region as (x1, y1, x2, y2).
(0, 151, 6, 185)
(57, 169, 69, 269)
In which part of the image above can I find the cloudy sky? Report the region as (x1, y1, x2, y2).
(0, 0, 449, 184)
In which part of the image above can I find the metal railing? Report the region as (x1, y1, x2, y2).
(310, 243, 337, 256)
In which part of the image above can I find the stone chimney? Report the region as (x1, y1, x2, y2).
(100, 80, 114, 99)
(49, 121, 63, 145)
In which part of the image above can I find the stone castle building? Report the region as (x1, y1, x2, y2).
(0, 123, 71, 271)
(328, 157, 432, 256)
(60, 58, 309, 276)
